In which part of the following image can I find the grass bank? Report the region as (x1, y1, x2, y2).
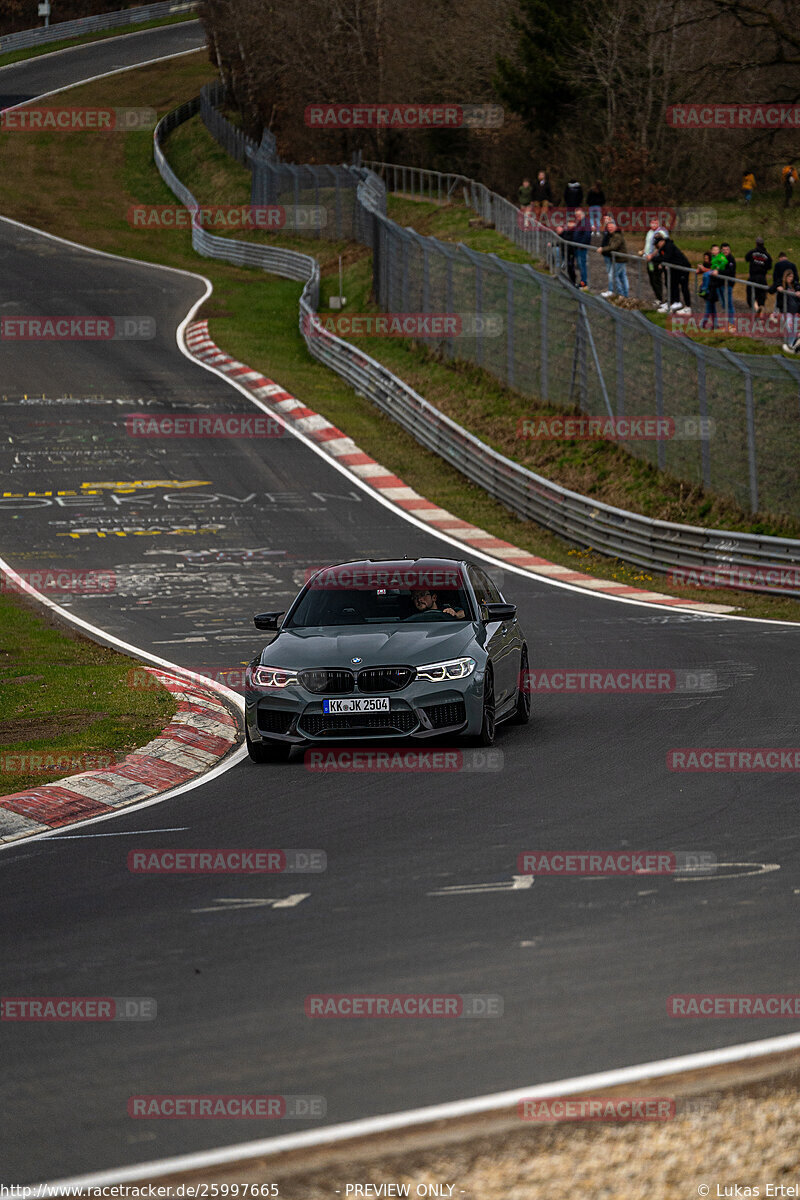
(0, 588, 176, 796)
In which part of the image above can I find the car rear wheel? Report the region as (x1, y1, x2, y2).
(471, 668, 496, 746)
(246, 725, 292, 763)
(511, 645, 531, 725)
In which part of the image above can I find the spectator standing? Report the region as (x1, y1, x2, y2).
(572, 208, 592, 288)
(533, 171, 553, 218)
(697, 251, 718, 329)
(654, 234, 692, 313)
(770, 253, 800, 342)
(600, 221, 629, 297)
(782, 164, 798, 207)
(586, 180, 605, 233)
(744, 237, 772, 314)
(564, 214, 578, 285)
(518, 178, 533, 211)
(719, 242, 737, 330)
(642, 217, 665, 304)
(564, 178, 583, 211)
(547, 222, 566, 273)
(776, 271, 800, 353)
(741, 172, 755, 205)
(597, 216, 615, 295)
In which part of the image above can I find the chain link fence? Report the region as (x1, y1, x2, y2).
(208, 92, 800, 522)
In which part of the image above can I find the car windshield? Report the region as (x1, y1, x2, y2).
(285, 570, 474, 628)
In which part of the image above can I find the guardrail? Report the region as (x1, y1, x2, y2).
(0, 0, 197, 54)
(153, 95, 800, 599)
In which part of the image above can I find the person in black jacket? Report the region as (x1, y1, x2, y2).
(586, 180, 605, 232)
(563, 214, 578, 284)
(769, 258, 800, 347)
(654, 235, 692, 312)
(744, 237, 772, 314)
(533, 171, 553, 217)
(564, 179, 583, 211)
(572, 208, 592, 288)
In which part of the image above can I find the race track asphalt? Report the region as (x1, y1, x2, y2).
(1, 25, 799, 1184)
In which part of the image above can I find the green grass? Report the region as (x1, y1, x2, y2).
(0, 61, 797, 622)
(0, 11, 198, 70)
(0, 589, 176, 796)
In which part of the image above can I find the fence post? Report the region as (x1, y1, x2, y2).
(695, 351, 712, 489)
(539, 276, 549, 401)
(653, 337, 666, 471)
(721, 348, 759, 514)
(616, 318, 625, 416)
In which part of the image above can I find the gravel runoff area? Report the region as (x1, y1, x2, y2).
(147, 1055, 800, 1199)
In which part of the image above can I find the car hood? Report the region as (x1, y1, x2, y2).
(259, 623, 482, 668)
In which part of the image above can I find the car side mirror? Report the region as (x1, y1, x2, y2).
(253, 611, 285, 631)
(483, 602, 517, 622)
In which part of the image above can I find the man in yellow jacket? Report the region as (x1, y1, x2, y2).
(741, 172, 755, 206)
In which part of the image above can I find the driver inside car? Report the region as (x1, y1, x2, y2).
(409, 588, 465, 619)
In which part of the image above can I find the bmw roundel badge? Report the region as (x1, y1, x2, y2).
(351, 657, 363, 664)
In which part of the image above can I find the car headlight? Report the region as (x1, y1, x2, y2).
(415, 656, 476, 682)
(249, 665, 300, 689)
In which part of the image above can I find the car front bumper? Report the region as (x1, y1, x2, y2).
(245, 672, 486, 746)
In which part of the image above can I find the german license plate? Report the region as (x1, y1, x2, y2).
(323, 697, 390, 714)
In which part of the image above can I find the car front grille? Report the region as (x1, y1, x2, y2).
(299, 669, 354, 694)
(357, 667, 414, 692)
(421, 700, 467, 729)
(299, 711, 419, 737)
(297, 666, 414, 694)
(257, 709, 295, 735)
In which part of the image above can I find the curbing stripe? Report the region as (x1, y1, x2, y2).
(0, 666, 239, 841)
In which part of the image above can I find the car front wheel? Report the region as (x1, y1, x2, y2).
(246, 725, 292, 763)
(471, 668, 496, 746)
(511, 645, 531, 724)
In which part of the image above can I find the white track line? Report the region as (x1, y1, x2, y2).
(46, 1030, 800, 1186)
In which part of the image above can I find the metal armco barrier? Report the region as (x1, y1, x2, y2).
(0, 0, 197, 53)
(153, 97, 800, 599)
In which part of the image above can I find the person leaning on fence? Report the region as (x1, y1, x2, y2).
(598, 221, 629, 298)
(741, 171, 755, 206)
(586, 180, 605, 233)
(745, 236, 772, 314)
(770, 253, 800, 347)
(654, 234, 692, 314)
(770, 269, 800, 354)
(564, 178, 583, 211)
(642, 218, 666, 304)
(534, 171, 553, 217)
(719, 243, 737, 331)
(782, 164, 798, 208)
(547, 222, 566, 272)
(564, 214, 578, 285)
(572, 208, 592, 288)
(697, 251, 718, 329)
(598, 217, 615, 295)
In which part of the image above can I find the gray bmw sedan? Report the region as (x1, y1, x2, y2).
(244, 558, 530, 761)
